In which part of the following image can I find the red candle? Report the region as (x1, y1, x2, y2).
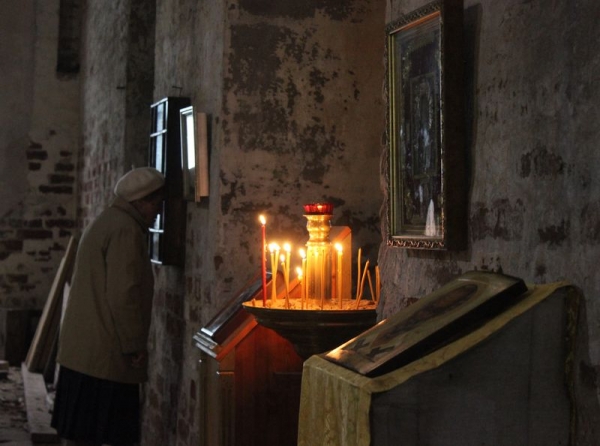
(259, 215, 267, 306)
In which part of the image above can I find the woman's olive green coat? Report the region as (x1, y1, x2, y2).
(56, 197, 154, 384)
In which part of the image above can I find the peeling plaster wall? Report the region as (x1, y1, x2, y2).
(0, 0, 78, 309)
(380, 0, 600, 442)
(221, 0, 384, 265)
(147, 0, 385, 444)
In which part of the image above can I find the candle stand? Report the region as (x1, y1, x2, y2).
(243, 301, 377, 360)
(193, 204, 379, 446)
(243, 204, 377, 359)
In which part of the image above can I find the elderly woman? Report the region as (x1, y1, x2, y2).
(52, 167, 165, 446)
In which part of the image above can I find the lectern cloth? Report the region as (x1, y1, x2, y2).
(297, 282, 577, 446)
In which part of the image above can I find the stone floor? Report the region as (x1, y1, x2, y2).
(0, 365, 32, 445)
(0, 366, 56, 446)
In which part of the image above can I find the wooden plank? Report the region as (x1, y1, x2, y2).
(21, 363, 59, 444)
(25, 236, 78, 372)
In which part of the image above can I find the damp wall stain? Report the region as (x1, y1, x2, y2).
(470, 199, 525, 242)
(238, 0, 369, 21)
(220, 0, 385, 282)
(581, 201, 600, 244)
(538, 219, 570, 247)
(226, 22, 355, 187)
(519, 144, 567, 178)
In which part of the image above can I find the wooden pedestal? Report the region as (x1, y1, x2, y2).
(194, 275, 304, 446)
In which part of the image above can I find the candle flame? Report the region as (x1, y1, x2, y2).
(335, 243, 343, 253)
(299, 248, 306, 259)
(283, 242, 291, 252)
(280, 254, 285, 263)
(259, 215, 266, 225)
(296, 266, 303, 279)
(268, 243, 275, 252)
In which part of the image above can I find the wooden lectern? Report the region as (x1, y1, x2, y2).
(193, 273, 304, 446)
(298, 273, 584, 446)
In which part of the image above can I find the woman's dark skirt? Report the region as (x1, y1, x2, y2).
(51, 366, 140, 445)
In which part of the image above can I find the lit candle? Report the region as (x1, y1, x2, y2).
(375, 265, 380, 303)
(299, 248, 307, 308)
(259, 215, 267, 306)
(296, 266, 304, 309)
(335, 243, 343, 309)
(280, 254, 286, 273)
(269, 243, 280, 301)
(367, 269, 375, 302)
(320, 247, 325, 309)
(283, 243, 291, 300)
(356, 259, 370, 309)
(355, 248, 362, 300)
(313, 249, 320, 306)
(280, 253, 289, 308)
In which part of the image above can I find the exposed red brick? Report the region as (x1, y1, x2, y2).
(0, 219, 23, 228)
(38, 185, 73, 194)
(26, 150, 47, 160)
(0, 240, 23, 251)
(29, 162, 42, 170)
(48, 242, 67, 252)
(18, 229, 53, 239)
(48, 174, 75, 184)
(45, 219, 75, 229)
(7, 274, 28, 284)
(25, 219, 43, 228)
(55, 162, 75, 171)
(36, 250, 52, 259)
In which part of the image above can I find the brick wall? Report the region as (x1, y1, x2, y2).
(0, 0, 79, 310)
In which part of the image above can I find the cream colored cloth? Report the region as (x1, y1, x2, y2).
(297, 282, 576, 446)
(57, 197, 155, 384)
(114, 167, 164, 202)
